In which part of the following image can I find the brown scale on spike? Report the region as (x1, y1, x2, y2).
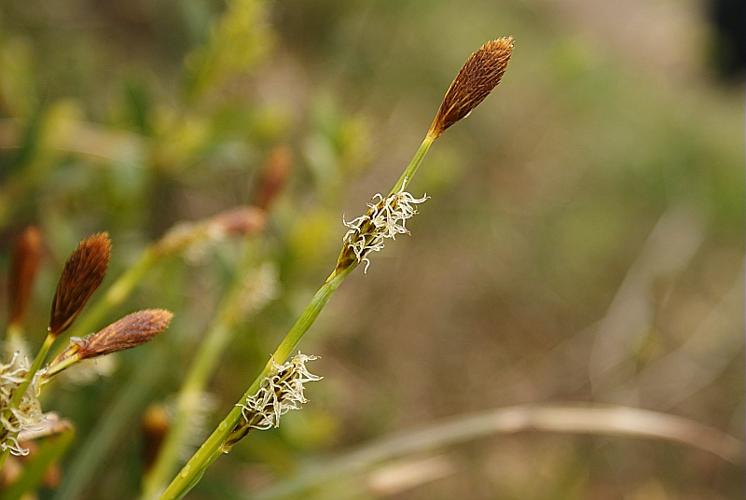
(8, 226, 43, 326)
(429, 37, 514, 137)
(254, 146, 292, 210)
(73, 309, 173, 359)
(49, 233, 111, 336)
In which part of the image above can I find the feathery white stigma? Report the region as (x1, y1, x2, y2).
(237, 353, 321, 430)
(0, 353, 44, 456)
(342, 182, 429, 272)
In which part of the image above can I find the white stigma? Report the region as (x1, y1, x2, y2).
(342, 181, 429, 272)
(237, 353, 321, 431)
(0, 353, 45, 456)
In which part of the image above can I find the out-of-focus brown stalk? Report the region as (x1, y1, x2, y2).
(254, 146, 292, 210)
(141, 404, 171, 473)
(153, 207, 265, 257)
(7, 226, 43, 327)
(209, 207, 266, 237)
(428, 37, 514, 138)
(58, 207, 265, 352)
(49, 233, 111, 337)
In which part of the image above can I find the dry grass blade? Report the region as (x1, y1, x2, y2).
(254, 404, 743, 499)
(430, 37, 514, 137)
(49, 233, 111, 336)
(8, 226, 43, 325)
(73, 309, 173, 359)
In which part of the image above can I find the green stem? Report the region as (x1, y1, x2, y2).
(53, 346, 169, 500)
(0, 333, 56, 470)
(161, 128, 438, 498)
(141, 250, 255, 498)
(389, 132, 436, 195)
(11, 334, 54, 409)
(43, 353, 82, 379)
(159, 266, 353, 500)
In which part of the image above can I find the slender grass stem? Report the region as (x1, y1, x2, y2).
(10, 334, 54, 409)
(159, 266, 353, 499)
(160, 130, 438, 499)
(53, 346, 169, 500)
(0, 333, 56, 469)
(253, 404, 744, 499)
(141, 248, 256, 498)
(43, 354, 81, 379)
(389, 133, 436, 195)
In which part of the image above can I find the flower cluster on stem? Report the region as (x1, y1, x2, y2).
(340, 181, 429, 272)
(225, 353, 321, 448)
(0, 353, 44, 456)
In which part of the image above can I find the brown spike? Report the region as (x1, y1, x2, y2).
(141, 403, 171, 472)
(211, 206, 266, 237)
(49, 233, 111, 336)
(73, 309, 173, 358)
(429, 37, 514, 137)
(254, 146, 292, 210)
(8, 226, 43, 325)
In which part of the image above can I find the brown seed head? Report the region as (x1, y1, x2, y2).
(8, 226, 43, 325)
(254, 146, 292, 210)
(210, 206, 266, 237)
(155, 206, 267, 256)
(49, 233, 111, 336)
(429, 37, 514, 137)
(73, 309, 173, 359)
(141, 403, 171, 471)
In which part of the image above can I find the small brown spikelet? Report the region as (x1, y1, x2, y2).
(429, 37, 514, 137)
(254, 146, 292, 210)
(73, 309, 173, 358)
(141, 403, 171, 472)
(211, 206, 266, 237)
(49, 233, 111, 336)
(8, 226, 43, 325)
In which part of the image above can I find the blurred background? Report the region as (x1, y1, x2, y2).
(0, 0, 743, 498)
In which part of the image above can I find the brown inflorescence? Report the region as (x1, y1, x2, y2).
(153, 206, 266, 257)
(8, 227, 43, 326)
(254, 146, 292, 210)
(211, 206, 266, 237)
(49, 233, 111, 336)
(429, 37, 514, 137)
(73, 309, 173, 359)
(141, 403, 171, 472)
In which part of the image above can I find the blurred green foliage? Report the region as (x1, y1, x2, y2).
(0, 0, 743, 499)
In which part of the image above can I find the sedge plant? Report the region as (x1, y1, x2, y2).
(51, 196, 276, 500)
(0, 233, 174, 469)
(159, 37, 515, 499)
(141, 148, 290, 498)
